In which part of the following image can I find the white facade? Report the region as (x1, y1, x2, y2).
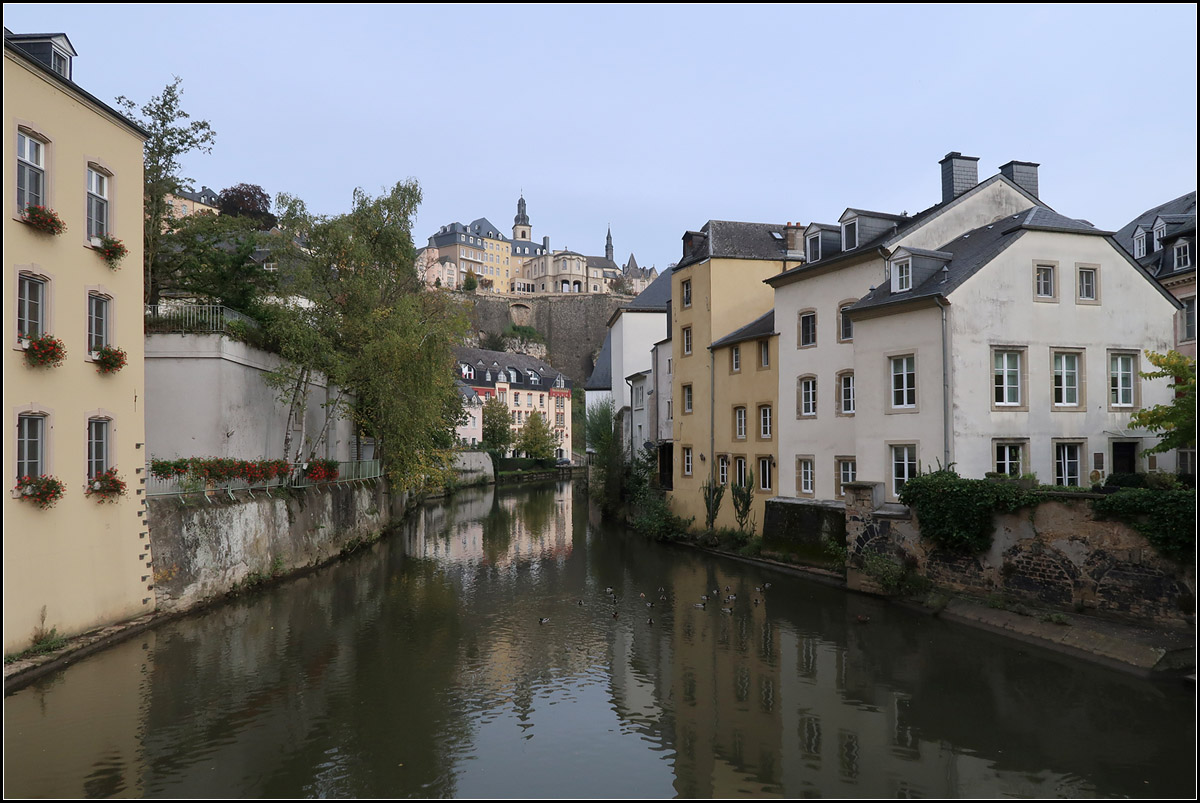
(609, 308, 669, 455)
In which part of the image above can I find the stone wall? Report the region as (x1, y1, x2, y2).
(469, 293, 626, 384)
(762, 497, 845, 561)
(842, 482, 1195, 625)
(454, 451, 494, 484)
(148, 481, 409, 613)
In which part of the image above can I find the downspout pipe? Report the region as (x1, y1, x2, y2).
(625, 377, 635, 459)
(935, 296, 952, 468)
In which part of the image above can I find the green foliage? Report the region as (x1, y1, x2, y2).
(899, 467, 1040, 554)
(482, 396, 514, 453)
(701, 476, 725, 530)
(731, 470, 755, 533)
(502, 323, 544, 343)
(516, 411, 556, 460)
(627, 446, 693, 541)
(156, 212, 271, 314)
(859, 551, 930, 596)
(116, 77, 216, 304)
(1092, 488, 1196, 563)
(479, 331, 506, 351)
(585, 398, 624, 515)
(462, 270, 478, 292)
(1104, 472, 1148, 489)
(1130, 350, 1196, 454)
(218, 183, 277, 229)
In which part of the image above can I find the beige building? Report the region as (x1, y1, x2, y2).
(669, 222, 790, 532)
(5, 30, 151, 652)
(163, 185, 219, 220)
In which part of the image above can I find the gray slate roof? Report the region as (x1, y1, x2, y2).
(587, 255, 619, 270)
(710, 310, 775, 350)
(454, 347, 570, 389)
(675, 220, 787, 270)
(624, 268, 672, 311)
(584, 330, 613, 390)
(1113, 191, 1196, 281)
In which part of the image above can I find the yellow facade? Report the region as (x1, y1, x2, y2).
(4, 41, 151, 652)
(670, 256, 778, 533)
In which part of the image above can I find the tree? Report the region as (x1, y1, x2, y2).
(731, 470, 756, 533)
(1130, 350, 1196, 455)
(517, 411, 555, 460)
(701, 476, 725, 530)
(609, 275, 634, 295)
(482, 396, 513, 453)
(585, 398, 624, 514)
(155, 211, 271, 313)
(462, 270, 478, 292)
(218, 183, 277, 230)
(116, 77, 216, 304)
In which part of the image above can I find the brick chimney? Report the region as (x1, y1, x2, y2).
(785, 222, 804, 255)
(939, 152, 980, 204)
(999, 160, 1040, 199)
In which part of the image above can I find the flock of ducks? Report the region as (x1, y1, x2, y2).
(540, 582, 775, 626)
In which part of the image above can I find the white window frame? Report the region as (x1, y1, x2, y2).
(1035, 264, 1056, 299)
(87, 418, 111, 480)
(995, 441, 1025, 477)
(800, 377, 817, 417)
(1053, 351, 1082, 408)
(87, 167, 109, 239)
(798, 457, 814, 495)
(17, 131, 46, 211)
(806, 233, 821, 263)
(1153, 225, 1165, 252)
(839, 304, 854, 342)
(16, 413, 46, 479)
(840, 372, 855, 415)
(683, 446, 693, 477)
(892, 259, 912, 293)
(735, 406, 746, 440)
(681, 279, 692, 308)
(1175, 242, 1191, 270)
(759, 404, 772, 439)
(18, 274, 46, 339)
(87, 293, 109, 353)
(683, 384, 693, 414)
(890, 355, 916, 409)
(1109, 352, 1136, 408)
(836, 458, 856, 498)
(1076, 266, 1098, 302)
(682, 326, 692, 356)
(1182, 297, 1196, 343)
(1055, 441, 1082, 487)
(799, 311, 817, 348)
(718, 456, 729, 485)
(993, 350, 1022, 407)
(1133, 233, 1146, 258)
(842, 220, 857, 251)
(891, 444, 917, 498)
(731, 345, 741, 372)
(759, 456, 772, 491)
(758, 340, 769, 368)
(735, 457, 748, 487)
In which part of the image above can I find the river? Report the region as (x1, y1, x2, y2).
(4, 481, 1195, 797)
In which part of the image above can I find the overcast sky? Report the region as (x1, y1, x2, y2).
(6, 4, 1196, 271)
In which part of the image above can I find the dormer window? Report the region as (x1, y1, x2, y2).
(529, 371, 540, 385)
(50, 47, 71, 78)
(806, 234, 821, 263)
(891, 259, 912, 293)
(1134, 233, 1147, 258)
(1153, 225, 1166, 252)
(1176, 242, 1191, 270)
(461, 364, 475, 380)
(843, 220, 858, 251)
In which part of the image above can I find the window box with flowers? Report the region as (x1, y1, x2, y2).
(303, 458, 340, 483)
(92, 344, 127, 374)
(91, 233, 128, 269)
(13, 474, 66, 509)
(21, 205, 67, 236)
(85, 467, 127, 503)
(21, 332, 67, 368)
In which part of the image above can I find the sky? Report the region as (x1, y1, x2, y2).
(5, 4, 1197, 272)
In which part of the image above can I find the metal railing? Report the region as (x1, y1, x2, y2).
(144, 303, 258, 334)
(146, 459, 383, 498)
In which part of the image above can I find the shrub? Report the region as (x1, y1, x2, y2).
(731, 470, 755, 533)
(1092, 488, 1195, 563)
(1104, 472, 1148, 489)
(14, 474, 66, 509)
(899, 467, 1040, 554)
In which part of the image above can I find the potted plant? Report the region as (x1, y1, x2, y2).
(85, 467, 127, 503)
(303, 458, 340, 483)
(21, 332, 67, 368)
(92, 344, 128, 374)
(21, 205, 66, 236)
(92, 233, 128, 269)
(14, 474, 66, 509)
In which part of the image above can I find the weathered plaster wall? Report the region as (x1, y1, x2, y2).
(842, 482, 1195, 625)
(148, 481, 406, 613)
(454, 451, 494, 484)
(469, 293, 625, 384)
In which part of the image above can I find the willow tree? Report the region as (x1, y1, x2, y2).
(269, 181, 468, 489)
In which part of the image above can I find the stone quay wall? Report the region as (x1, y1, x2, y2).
(840, 481, 1195, 626)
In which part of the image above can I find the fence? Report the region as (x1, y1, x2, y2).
(146, 459, 383, 499)
(144, 304, 258, 334)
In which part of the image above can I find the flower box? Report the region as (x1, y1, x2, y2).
(93, 344, 128, 374)
(92, 234, 128, 269)
(21, 205, 66, 236)
(21, 332, 66, 368)
(85, 467, 127, 503)
(13, 474, 66, 509)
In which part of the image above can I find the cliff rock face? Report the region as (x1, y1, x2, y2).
(470, 294, 625, 385)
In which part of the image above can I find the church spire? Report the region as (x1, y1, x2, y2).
(513, 194, 531, 241)
(605, 227, 613, 262)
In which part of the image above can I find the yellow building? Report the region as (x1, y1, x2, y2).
(4, 30, 151, 653)
(670, 221, 789, 533)
(163, 185, 219, 220)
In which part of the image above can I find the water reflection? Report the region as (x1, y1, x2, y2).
(4, 481, 1195, 798)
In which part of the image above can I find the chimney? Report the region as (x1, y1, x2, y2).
(999, 160, 1040, 199)
(542, 235, 550, 253)
(785, 222, 804, 254)
(682, 231, 707, 261)
(939, 152, 980, 203)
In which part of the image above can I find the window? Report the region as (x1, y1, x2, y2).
(1075, 266, 1098, 303)
(87, 294, 109, 352)
(87, 418, 110, 480)
(18, 274, 46, 338)
(758, 340, 770, 368)
(514, 392, 520, 406)
(891, 355, 916, 409)
(995, 441, 1024, 476)
(891, 444, 917, 497)
(799, 311, 817, 347)
(836, 458, 856, 498)
(683, 447, 693, 476)
(734, 406, 746, 439)
(806, 234, 821, 263)
(1055, 442, 1082, 486)
(17, 131, 45, 210)
(839, 372, 855, 415)
(1052, 351, 1083, 407)
(839, 304, 854, 342)
(718, 456, 729, 485)
(993, 350, 1023, 407)
(1133, 233, 1146, 258)
(529, 372, 540, 385)
(682, 326, 692, 355)
(759, 405, 772, 439)
(893, 260, 912, 293)
(798, 377, 817, 417)
(1175, 242, 1191, 269)
(682, 279, 692, 308)
(1109, 352, 1136, 408)
(1182, 297, 1196, 342)
(1035, 263, 1056, 300)
(17, 414, 45, 479)
(797, 457, 814, 495)
(1153, 225, 1165, 252)
(735, 457, 748, 486)
(683, 384, 693, 414)
(87, 167, 109, 239)
(759, 457, 772, 491)
(730, 345, 741, 373)
(1178, 447, 1195, 477)
(843, 220, 857, 251)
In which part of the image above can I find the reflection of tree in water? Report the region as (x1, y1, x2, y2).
(82, 752, 129, 797)
(518, 485, 556, 539)
(480, 499, 514, 564)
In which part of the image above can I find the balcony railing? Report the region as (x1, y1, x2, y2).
(144, 303, 258, 334)
(146, 459, 383, 499)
